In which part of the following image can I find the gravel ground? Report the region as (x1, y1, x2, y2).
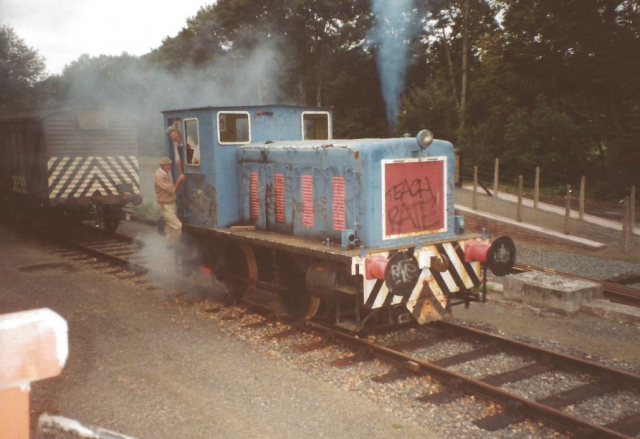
(4, 218, 640, 438)
(0, 223, 437, 439)
(516, 242, 640, 282)
(118, 219, 640, 438)
(567, 391, 640, 426)
(501, 372, 588, 400)
(206, 304, 570, 439)
(448, 353, 531, 380)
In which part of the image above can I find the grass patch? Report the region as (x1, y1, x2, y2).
(130, 199, 160, 220)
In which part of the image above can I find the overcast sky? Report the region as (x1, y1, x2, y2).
(1, 0, 210, 75)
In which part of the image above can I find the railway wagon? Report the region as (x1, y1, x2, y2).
(0, 107, 142, 231)
(164, 105, 514, 329)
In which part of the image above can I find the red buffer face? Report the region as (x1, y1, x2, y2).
(383, 159, 446, 239)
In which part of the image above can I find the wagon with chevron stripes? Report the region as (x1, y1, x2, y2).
(0, 107, 142, 231)
(164, 105, 515, 330)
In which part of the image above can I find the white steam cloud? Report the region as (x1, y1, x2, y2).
(63, 40, 285, 156)
(132, 231, 228, 302)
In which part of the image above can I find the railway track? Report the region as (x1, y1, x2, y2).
(289, 320, 640, 438)
(513, 262, 640, 308)
(44, 224, 640, 437)
(37, 225, 151, 282)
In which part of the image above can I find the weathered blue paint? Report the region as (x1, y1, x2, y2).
(162, 104, 456, 250)
(161, 105, 331, 227)
(238, 137, 455, 249)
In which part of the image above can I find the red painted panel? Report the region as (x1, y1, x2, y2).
(250, 172, 259, 219)
(333, 176, 345, 231)
(301, 175, 314, 227)
(275, 173, 285, 223)
(384, 160, 445, 236)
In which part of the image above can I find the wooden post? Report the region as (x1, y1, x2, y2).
(579, 175, 586, 220)
(622, 197, 630, 253)
(0, 309, 68, 439)
(493, 159, 499, 197)
(454, 149, 461, 188)
(564, 185, 571, 235)
(472, 166, 478, 210)
(631, 185, 636, 234)
(517, 175, 523, 222)
(534, 166, 540, 209)
(620, 197, 630, 253)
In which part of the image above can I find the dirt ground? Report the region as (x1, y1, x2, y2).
(0, 223, 434, 438)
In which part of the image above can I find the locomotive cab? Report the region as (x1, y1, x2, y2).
(162, 105, 333, 228)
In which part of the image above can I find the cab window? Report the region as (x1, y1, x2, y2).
(183, 118, 200, 165)
(302, 112, 330, 140)
(218, 112, 250, 144)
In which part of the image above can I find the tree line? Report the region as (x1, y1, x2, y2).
(1, 0, 638, 196)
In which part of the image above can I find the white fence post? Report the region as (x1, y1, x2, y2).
(564, 185, 571, 235)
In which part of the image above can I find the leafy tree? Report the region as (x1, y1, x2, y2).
(0, 26, 45, 112)
(494, 0, 640, 192)
(148, 0, 385, 136)
(397, 0, 500, 143)
(16, 0, 638, 195)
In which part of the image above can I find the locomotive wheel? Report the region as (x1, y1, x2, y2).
(222, 244, 257, 301)
(279, 287, 321, 321)
(305, 296, 321, 320)
(276, 253, 321, 320)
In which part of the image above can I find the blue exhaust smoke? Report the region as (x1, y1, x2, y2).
(369, 0, 417, 128)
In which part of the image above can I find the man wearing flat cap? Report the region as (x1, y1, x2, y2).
(154, 156, 185, 248)
(166, 122, 199, 174)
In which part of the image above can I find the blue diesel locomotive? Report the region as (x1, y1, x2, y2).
(164, 105, 514, 329)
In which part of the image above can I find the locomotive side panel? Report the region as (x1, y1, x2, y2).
(238, 145, 358, 243)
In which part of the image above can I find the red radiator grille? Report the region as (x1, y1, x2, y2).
(275, 173, 285, 223)
(333, 176, 345, 231)
(301, 175, 314, 227)
(250, 172, 259, 219)
(384, 160, 445, 237)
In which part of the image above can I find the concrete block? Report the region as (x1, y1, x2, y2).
(503, 272, 602, 314)
(581, 300, 640, 326)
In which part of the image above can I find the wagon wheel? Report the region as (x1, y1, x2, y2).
(221, 244, 258, 302)
(103, 219, 120, 233)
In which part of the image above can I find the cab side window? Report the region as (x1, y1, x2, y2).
(218, 112, 250, 144)
(184, 119, 200, 165)
(302, 112, 330, 140)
